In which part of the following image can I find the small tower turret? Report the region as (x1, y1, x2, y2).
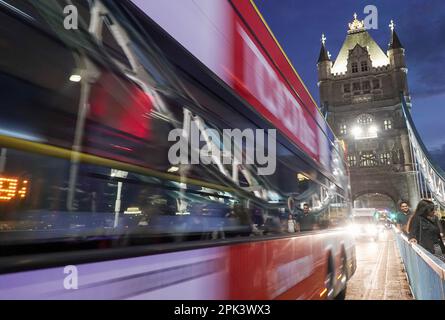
(388, 20, 406, 69)
(317, 34, 332, 115)
(317, 33, 332, 80)
(387, 20, 409, 101)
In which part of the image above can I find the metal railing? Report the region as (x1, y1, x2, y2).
(394, 229, 445, 299)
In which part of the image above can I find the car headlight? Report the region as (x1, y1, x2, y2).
(349, 224, 360, 235)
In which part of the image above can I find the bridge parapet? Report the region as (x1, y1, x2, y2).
(394, 229, 445, 300)
(401, 96, 445, 207)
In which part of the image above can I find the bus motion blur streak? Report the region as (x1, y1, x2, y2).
(0, 0, 355, 300)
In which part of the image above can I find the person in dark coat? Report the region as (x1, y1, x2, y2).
(297, 203, 316, 232)
(408, 199, 445, 255)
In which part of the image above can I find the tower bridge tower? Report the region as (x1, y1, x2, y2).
(317, 14, 419, 209)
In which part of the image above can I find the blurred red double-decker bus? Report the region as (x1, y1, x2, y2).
(0, 0, 355, 299)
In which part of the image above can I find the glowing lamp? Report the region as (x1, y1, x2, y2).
(69, 74, 82, 82)
(0, 177, 29, 202)
(352, 126, 362, 138)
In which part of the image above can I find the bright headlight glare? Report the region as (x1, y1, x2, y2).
(352, 126, 362, 137)
(349, 224, 360, 234)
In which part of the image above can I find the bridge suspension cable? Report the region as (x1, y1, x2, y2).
(401, 96, 445, 208)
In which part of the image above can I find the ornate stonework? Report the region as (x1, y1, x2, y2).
(348, 13, 365, 34)
(317, 15, 419, 209)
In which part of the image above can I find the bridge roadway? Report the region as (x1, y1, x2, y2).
(346, 230, 413, 300)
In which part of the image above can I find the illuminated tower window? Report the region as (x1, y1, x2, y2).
(348, 155, 357, 167)
(340, 124, 347, 135)
(360, 152, 377, 167)
(358, 114, 373, 125)
(379, 152, 392, 165)
(384, 119, 392, 130)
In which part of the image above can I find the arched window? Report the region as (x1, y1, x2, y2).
(357, 114, 373, 125)
(353, 114, 377, 139)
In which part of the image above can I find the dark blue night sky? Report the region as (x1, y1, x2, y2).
(256, 0, 445, 151)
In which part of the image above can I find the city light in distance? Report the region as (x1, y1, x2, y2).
(352, 125, 378, 139)
(168, 166, 179, 173)
(69, 74, 82, 82)
(0, 177, 29, 201)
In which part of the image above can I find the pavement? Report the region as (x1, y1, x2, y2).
(346, 230, 413, 300)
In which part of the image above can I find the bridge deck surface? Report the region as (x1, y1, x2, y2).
(346, 231, 413, 300)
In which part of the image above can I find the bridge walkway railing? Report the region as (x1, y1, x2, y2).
(394, 228, 445, 300)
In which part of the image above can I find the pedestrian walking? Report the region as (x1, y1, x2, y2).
(395, 200, 412, 234)
(407, 199, 445, 256)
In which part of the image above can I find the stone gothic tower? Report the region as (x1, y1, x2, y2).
(317, 14, 419, 209)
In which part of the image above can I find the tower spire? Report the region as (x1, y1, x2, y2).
(389, 20, 395, 32)
(389, 19, 404, 49)
(318, 33, 331, 63)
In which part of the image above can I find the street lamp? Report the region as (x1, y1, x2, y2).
(168, 166, 179, 173)
(69, 67, 82, 82)
(352, 125, 378, 139)
(369, 125, 378, 137)
(69, 74, 82, 82)
(352, 126, 362, 139)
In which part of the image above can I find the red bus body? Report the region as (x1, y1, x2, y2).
(0, 0, 355, 300)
